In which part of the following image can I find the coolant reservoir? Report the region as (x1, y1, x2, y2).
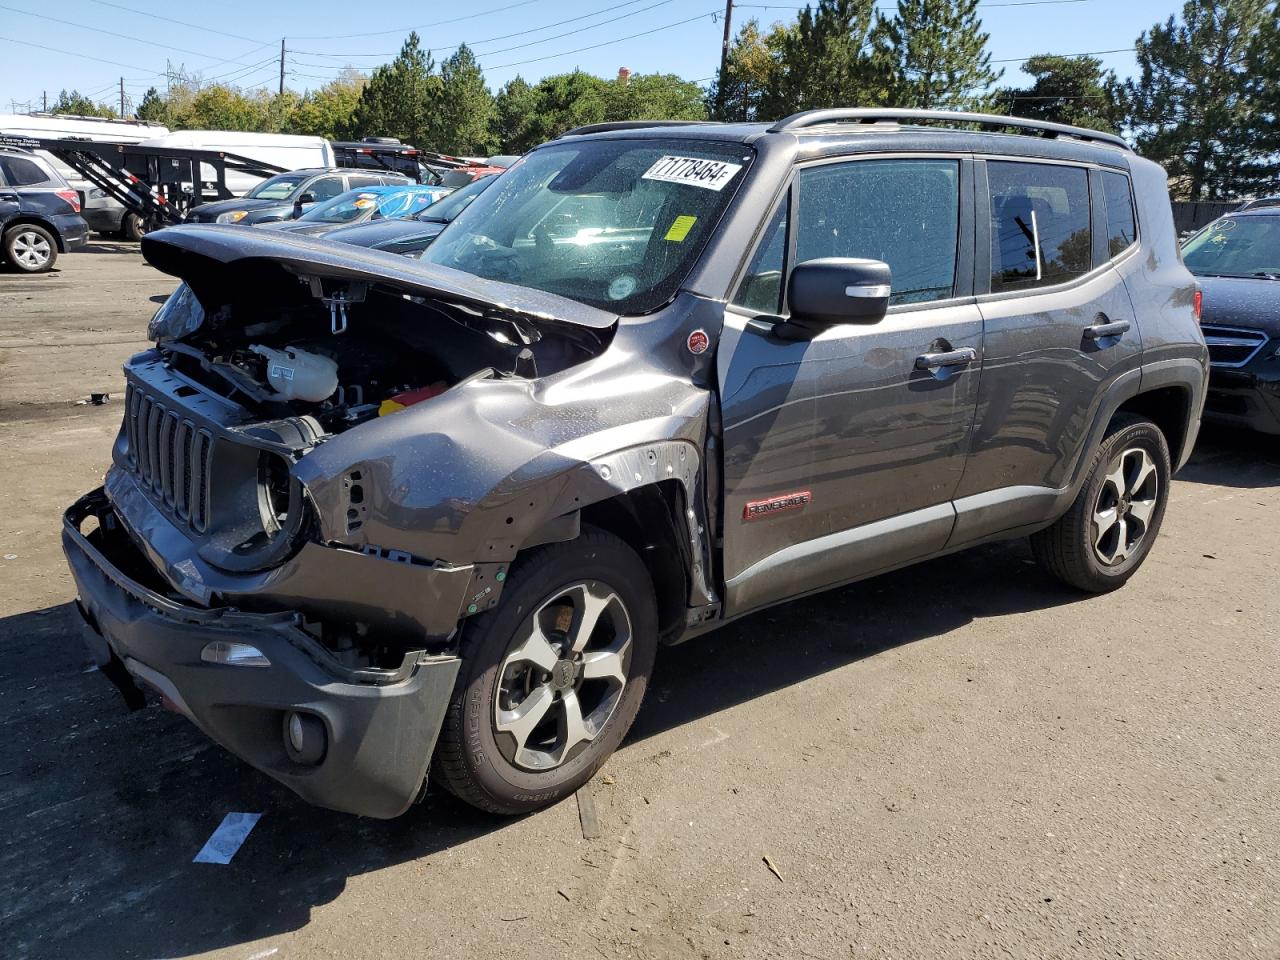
(249, 344, 339, 403)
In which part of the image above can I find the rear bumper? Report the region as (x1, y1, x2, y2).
(63, 488, 461, 819)
(1204, 364, 1280, 435)
(52, 213, 90, 251)
(82, 204, 125, 233)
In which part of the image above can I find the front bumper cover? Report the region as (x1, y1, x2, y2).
(1204, 362, 1280, 435)
(63, 488, 461, 819)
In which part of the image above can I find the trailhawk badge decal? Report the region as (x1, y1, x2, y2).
(742, 490, 812, 521)
(687, 329, 710, 354)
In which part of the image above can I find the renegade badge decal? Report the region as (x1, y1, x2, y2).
(742, 490, 812, 521)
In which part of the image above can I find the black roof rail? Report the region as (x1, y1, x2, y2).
(767, 108, 1130, 151)
(557, 119, 720, 138)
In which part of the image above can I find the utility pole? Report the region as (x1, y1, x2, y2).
(718, 0, 734, 91)
(42, 90, 47, 112)
(119, 77, 125, 118)
(279, 38, 286, 96)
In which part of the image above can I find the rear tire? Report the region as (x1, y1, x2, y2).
(121, 213, 147, 242)
(3, 224, 57, 273)
(1032, 414, 1171, 592)
(432, 529, 657, 815)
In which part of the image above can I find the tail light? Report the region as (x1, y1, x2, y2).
(55, 188, 80, 213)
(1193, 287, 1203, 323)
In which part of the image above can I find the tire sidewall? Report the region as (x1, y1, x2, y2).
(454, 536, 657, 811)
(5, 225, 56, 273)
(1077, 420, 1171, 583)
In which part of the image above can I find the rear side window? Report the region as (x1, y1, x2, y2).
(348, 175, 383, 189)
(0, 155, 53, 187)
(988, 161, 1091, 292)
(1102, 171, 1137, 256)
(732, 196, 789, 314)
(796, 158, 960, 306)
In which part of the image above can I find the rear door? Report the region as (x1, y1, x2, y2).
(950, 158, 1141, 545)
(718, 155, 983, 614)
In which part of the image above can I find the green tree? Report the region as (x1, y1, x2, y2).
(1124, 0, 1279, 200)
(50, 89, 118, 119)
(772, 0, 894, 115)
(497, 71, 609, 152)
(288, 69, 367, 140)
(880, 0, 1001, 109)
(707, 19, 793, 122)
(996, 55, 1124, 132)
(431, 44, 497, 154)
(176, 85, 267, 130)
(134, 87, 168, 125)
(349, 32, 441, 149)
(494, 76, 537, 152)
(605, 72, 707, 123)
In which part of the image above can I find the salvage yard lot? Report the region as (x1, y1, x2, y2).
(1, 243, 1278, 960)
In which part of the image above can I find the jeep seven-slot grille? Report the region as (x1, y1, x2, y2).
(124, 384, 213, 532)
(1200, 324, 1270, 368)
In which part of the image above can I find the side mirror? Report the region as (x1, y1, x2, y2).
(781, 258, 891, 337)
(297, 192, 316, 206)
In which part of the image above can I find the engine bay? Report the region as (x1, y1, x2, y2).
(151, 273, 610, 433)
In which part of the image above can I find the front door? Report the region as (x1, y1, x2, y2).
(718, 156, 982, 615)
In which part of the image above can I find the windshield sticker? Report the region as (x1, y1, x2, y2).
(664, 215, 698, 242)
(608, 275, 638, 301)
(642, 155, 744, 192)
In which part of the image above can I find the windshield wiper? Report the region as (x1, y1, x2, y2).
(1252, 271, 1280, 280)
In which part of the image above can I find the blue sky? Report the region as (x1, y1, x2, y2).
(1, 0, 1179, 114)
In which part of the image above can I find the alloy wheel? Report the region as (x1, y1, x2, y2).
(11, 230, 52, 269)
(1092, 446, 1159, 566)
(494, 581, 632, 772)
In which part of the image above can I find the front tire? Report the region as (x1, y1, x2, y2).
(121, 213, 147, 242)
(4, 224, 57, 273)
(1032, 414, 1171, 592)
(433, 529, 658, 815)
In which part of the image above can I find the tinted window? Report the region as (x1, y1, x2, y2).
(1102, 171, 1137, 257)
(796, 159, 960, 306)
(347, 175, 383, 189)
(989, 161, 1091, 292)
(0, 156, 53, 186)
(308, 177, 345, 201)
(733, 196, 788, 314)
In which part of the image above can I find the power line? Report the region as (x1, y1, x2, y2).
(483, 9, 724, 71)
(290, 0, 544, 41)
(0, 36, 166, 76)
(293, 0, 676, 59)
(84, 0, 261, 43)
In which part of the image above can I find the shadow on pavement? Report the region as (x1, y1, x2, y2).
(1178, 423, 1280, 488)
(2, 423, 1266, 959)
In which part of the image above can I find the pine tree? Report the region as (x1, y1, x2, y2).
(881, 0, 1001, 109)
(432, 44, 497, 154)
(772, 0, 894, 113)
(135, 87, 168, 125)
(1125, 0, 1278, 200)
(348, 32, 440, 150)
(996, 55, 1123, 132)
(494, 77, 537, 152)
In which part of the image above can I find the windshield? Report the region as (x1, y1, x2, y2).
(415, 175, 493, 223)
(299, 189, 438, 224)
(246, 173, 309, 201)
(1183, 215, 1280, 278)
(422, 139, 753, 313)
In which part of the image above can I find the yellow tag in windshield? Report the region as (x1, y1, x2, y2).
(664, 215, 697, 242)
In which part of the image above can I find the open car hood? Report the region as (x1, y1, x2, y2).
(141, 224, 619, 331)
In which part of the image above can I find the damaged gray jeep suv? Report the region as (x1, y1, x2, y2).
(64, 110, 1208, 819)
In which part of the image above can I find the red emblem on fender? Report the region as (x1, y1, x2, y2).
(687, 329, 710, 355)
(742, 490, 812, 521)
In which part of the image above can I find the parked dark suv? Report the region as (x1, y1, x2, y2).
(1181, 207, 1280, 433)
(185, 168, 411, 225)
(0, 147, 89, 272)
(64, 110, 1207, 820)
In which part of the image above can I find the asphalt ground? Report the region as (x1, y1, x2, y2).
(1, 242, 1277, 960)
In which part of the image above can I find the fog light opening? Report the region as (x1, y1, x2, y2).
(283, 711, 327, 765)
(200, 640, 270, 667)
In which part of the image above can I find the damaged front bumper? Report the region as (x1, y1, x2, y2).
(63, 488, 461, 819)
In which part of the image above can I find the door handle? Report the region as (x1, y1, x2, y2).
(915, 346, 977, 370)
(1084, 318, 1131, 340)
(0, 193, 19, 202)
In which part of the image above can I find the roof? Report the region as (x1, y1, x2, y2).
(554, 110, 1132, 167)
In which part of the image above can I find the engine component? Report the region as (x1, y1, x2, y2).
(250, 344, 339, 403)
